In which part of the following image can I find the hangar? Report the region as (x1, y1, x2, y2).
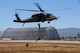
(2, 26, 60, 40)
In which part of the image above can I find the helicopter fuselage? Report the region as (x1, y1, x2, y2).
(14, 13, 57, 23)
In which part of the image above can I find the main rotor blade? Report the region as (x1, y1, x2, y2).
(16, 9, 40, 12)
(34, 3, 44, 12)
(45, 8, 71, 11)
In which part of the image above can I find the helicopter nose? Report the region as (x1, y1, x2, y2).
(54, 17, 57, 20)
(52, 16, 58, 20)
(51, 15, 57, 19)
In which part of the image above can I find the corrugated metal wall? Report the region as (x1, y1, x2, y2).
(2, 26, 60, 40)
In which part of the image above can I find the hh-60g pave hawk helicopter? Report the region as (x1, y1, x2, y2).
(13, 3, 58, 26)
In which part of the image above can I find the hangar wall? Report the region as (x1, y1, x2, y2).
(2, 26, 60, 40)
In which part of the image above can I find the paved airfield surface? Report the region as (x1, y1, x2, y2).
(0, 40, 80, 43)
(0, 40, 80, 53)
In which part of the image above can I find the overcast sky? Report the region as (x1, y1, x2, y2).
(0, 0, 80, 31)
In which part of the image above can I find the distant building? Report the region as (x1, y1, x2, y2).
(77, 32, 80, 38)
(2, 26, 60, 40)
(0, 36, 2, 40)
(77, 32, 80, 40)
(2, 38, 12, 40)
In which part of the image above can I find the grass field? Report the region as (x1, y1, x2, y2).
(0, 40, 80, 53)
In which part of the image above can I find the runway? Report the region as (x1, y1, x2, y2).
(0, 40, 80, 43)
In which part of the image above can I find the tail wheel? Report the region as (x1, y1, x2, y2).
(22, 23, 25, 26)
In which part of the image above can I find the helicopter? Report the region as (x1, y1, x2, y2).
(13, 3, 58, 26)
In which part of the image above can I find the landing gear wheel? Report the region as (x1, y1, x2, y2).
(42, 21, 44, 23)
(48, 21, 50, 24)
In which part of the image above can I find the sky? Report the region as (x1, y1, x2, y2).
(0, 0, 80, 31)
